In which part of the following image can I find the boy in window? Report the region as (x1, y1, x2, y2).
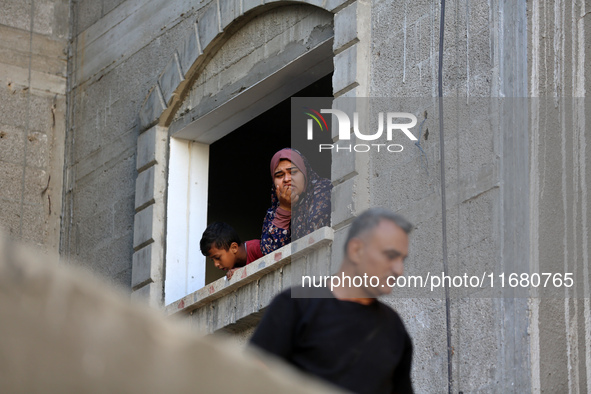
(200, 222, 263, 280)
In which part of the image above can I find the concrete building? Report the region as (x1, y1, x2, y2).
(0, 0, 589, 392)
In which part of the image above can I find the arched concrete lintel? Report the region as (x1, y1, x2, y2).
(138, 0, 349, 132)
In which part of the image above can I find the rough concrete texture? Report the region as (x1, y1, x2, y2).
(366, 0, 590, 392)
(366, 0, 530, 390)
(61, 1, 199, 288)
(174, 5, 333, 125)
(528, 98, 591, 391)
(0, 0, 67, 252)
(371, 0, 494, 98)
(0, 231, 343, 394)
(131, 124, 167, 305)
(528, 0, 591, 392)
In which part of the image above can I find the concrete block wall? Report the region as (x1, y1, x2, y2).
(528, 1, 591, 392)
(0, 0, 68, 252)
(352, 0, 590, 392)
(62, 0, 201, 287)
(362, 0, 531, 392)
(329, 0, 373, 276)
(130, 125, 168, 307)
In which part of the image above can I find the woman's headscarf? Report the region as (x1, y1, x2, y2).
(269, 148, 308, 183)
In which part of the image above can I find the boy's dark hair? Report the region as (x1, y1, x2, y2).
(200, 222, 242, 256)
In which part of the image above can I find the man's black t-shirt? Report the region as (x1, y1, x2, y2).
(250, 287, 413, 394)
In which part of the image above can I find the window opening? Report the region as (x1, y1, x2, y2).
(205, 73, 333, 284)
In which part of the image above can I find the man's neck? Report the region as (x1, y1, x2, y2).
(331, 265, 376, 305)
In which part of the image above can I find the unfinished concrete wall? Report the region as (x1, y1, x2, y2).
(529, 0, 591, 392)
(361, 1, 516, 391)
(0, 0, 68, 252)
(62, 0, 204, 287)
(174, 5, 333, 127)
(59, 0, 591, 392)
(335, 0, 589, 392)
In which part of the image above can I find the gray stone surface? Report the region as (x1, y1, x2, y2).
(233, 280, 259, 323)
(72, 15, 197, 163)
(0, 1, 67, 251)
(219, 0, 241, 31)
(305, 244, 331, 277)
(324, 0, 349, 13)
(173, 5, 333, 130)
(330, 177, 356, 227)
(75, 0, 103, 33)
(210, 293, 237, 331)
(392, 298, 448, 390)
(136, 125, 166, 172)
(0, 85, 55, 134)
(0, 0, 69, 37)
(197, 2, 221, 56)
(139, 85, 167, 131)
(94, 231, 134, 285)
(133, 204, 163, 250)
(178, 22, 201, 76)
(331, 139, 358, 183)
(257, 269, 282, 311)
(333, 2, 358, 52)
(158, 53, 184, 106)
(242, 0, 264, 16)
(131, 282, 163, 307)
(363, 0, 580, 391)
(74, 128, 137, 182)
(333, 44, 358, 95)
(131, 242, 164, 289)
(135, 165, 156, 211)
(72, 155, 136, 225)
(103, 0, 126, 15)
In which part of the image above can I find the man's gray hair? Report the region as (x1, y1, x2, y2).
(344, 208, 413, 252)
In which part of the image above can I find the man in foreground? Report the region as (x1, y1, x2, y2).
(250, 208, 414, 394)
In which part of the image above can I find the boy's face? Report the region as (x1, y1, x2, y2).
(208, 242, 239, 271)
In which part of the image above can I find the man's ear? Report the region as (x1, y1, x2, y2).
(229, 242, 239, 254)
(346, 238, 365, 264)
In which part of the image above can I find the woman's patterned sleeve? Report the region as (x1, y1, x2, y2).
(260, 208, 291, 255)
(309, 183, 332, 232)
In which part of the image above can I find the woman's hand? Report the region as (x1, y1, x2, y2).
(273, 160, 305, 211)
(276, 184, 300, 211)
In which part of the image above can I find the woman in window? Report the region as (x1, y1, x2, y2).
(260, 148, 332, 255)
